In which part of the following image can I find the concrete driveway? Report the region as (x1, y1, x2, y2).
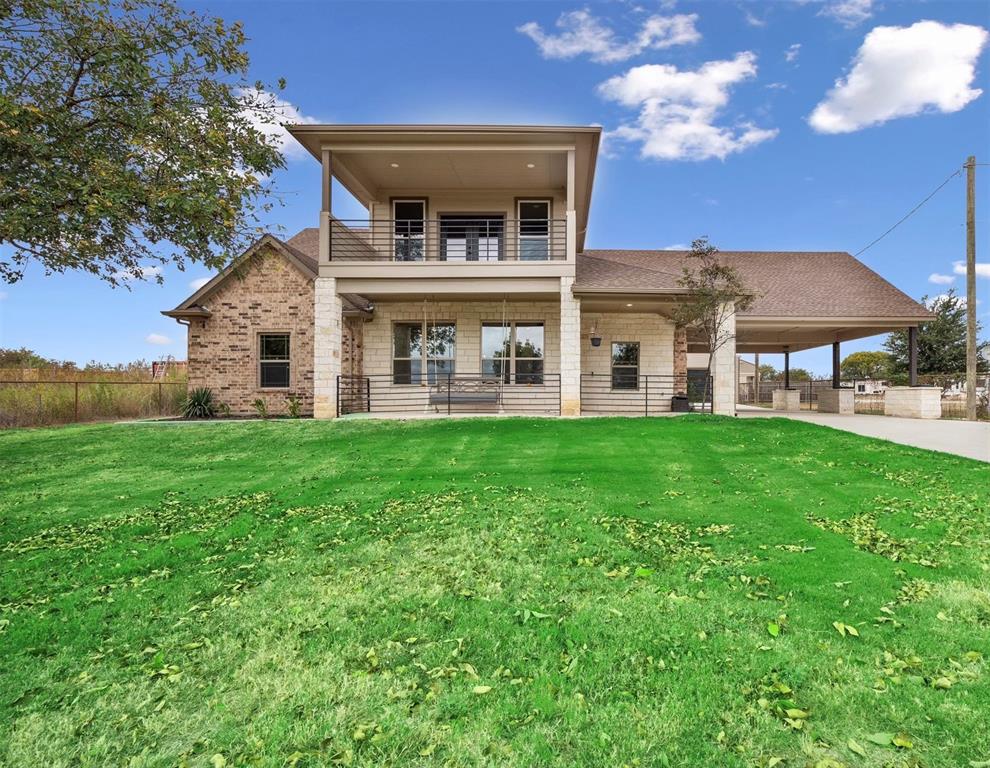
(737, 407, 990, 462)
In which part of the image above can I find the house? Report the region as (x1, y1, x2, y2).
(164, 124, 933, 419)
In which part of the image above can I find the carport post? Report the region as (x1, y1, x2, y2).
(831, 342, 840, 389)
(784, 350, 790, 389)
(908, 327, 918, 386)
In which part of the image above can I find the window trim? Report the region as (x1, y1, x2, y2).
(390, 197, 428, 262)
(610, 340, 640, 391)
(481, 321, 545, 385)
(258, 331, 291, 390)
(391, 320, 456, 385)
(515, 198, 553, 261)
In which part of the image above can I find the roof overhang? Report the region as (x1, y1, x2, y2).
(731, 315, 926, 354)
(286, 124, 601, 250)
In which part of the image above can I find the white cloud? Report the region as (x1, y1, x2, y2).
(953, 260, 990, 278)
(662, 243, 689, 250)
(189, 276, 212, 291)
(820, 0, 874, 29)
(111, 265, 162, 284)
(239, 88, 319, 160)
(809, 21, 989, 134)
(927, 293, 979, 309)
(517, 10, 700, 63)
(145, 333, 172, 346)
(785, 43, 801, 63)
(928, 272, 956, 285)
(598, 52, 778, 161)
(744, 10, 767, 28)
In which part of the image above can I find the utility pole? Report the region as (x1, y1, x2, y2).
(966, 156, 977, 421)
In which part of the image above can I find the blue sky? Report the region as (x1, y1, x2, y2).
(1, 0, 989, 375)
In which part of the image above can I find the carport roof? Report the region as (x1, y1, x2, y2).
(575, 249, 932, 320)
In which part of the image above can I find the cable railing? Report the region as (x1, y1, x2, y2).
(328, 218, 568, 262)
(580, 373, 712, 415)
(337, 373, 562, 416)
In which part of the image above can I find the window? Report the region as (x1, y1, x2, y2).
(482, 322, 544, 384)
(440, 215, 503, 261)
(259, 333, 290, 388)
(517, 200, 551, 261)
(611, 342, 639, 390)
(393, 199, 425, 261)
(393, 322, 456, 384)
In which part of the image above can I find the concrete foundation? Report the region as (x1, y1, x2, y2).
(884, 386, 942, 419)
(772, 388, 801, 412)
(818, 388, 854, 414)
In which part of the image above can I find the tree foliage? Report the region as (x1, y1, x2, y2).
(0, 0, 288, 286)
(672, 238, 755, 395)
(840, 351, 893, 381)
(884, 290, 986, 375)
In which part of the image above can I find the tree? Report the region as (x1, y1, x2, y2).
(1, 0, 288, 286)
(673, 237, 754, 400)
(758, 363, 777, 381)
(840, 351, 892, 380)
(884, 290, 986, 375)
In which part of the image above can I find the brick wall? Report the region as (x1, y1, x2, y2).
(186, 246, 317, 416)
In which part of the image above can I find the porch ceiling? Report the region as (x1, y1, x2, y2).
(729, 316, 922, 353)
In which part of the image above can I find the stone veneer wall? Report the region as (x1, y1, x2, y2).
(361, 300, 562, 377)
(579, 312, 676, 377)
(673, 325, 688, 394)
(186, 246, 315, 416)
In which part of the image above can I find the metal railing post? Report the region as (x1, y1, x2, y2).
(336, 375, 340, 418)
(447, 372, 452, 416)
(366, 376, 371, 413)
(644, 374, 649, 416)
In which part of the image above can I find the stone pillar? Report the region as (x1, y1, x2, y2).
(560, 275, 582, 416)
(314, 277, 343, 419)
(818, 388, 853, 414)
(773, 389, 801, 411)
(711, 302, 736, 416)
(673, 325, 688, 394)
(884, 386, 941, 419)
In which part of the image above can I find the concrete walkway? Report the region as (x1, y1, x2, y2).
(737, 406, 990, 462)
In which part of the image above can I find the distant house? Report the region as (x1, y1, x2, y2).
(163, 123, 931, 418)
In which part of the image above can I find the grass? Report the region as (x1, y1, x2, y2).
(0, 416, 987, 768)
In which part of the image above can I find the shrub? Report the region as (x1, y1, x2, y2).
(251, 398, 269, 419)
(181, 387, 216, 419)
(285, 394, 302, 418)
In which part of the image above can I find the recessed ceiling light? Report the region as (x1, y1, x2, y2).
(390, 162, 399, 168)
(526, 163, 536, 169)
(625, 303, 633, 307)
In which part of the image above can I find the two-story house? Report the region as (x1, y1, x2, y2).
(164, 123, 933, 419)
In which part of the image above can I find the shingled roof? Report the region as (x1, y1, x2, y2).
(576, 250, 931, 319)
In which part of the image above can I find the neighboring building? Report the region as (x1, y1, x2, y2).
(164, 124, 932, 418)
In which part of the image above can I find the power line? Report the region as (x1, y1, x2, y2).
(853, 166, 964, 258)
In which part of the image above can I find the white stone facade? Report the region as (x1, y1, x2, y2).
(772, 388, 801, 412)
(884, 387, 942, 419)
(313, 277, 342, 419)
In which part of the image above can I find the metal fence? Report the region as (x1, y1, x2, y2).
(338, 374, 562, 416)
(0, 380, 187, 428)
(580, 373, 712, 416)
(738, 373, 990, 420)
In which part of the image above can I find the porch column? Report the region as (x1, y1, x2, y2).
(673, 324, 688, 393)
(313, 276, 343, 419)
(565, 149, 576, 263)
(908, 326, 918, 386)
(711, 301, 736, 416)
(831, 341, 840, 389)
(560, 276, 581, 416)
(784, 349, 791, 389)
(319, 149, 332, 263)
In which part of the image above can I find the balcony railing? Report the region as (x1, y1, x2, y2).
(580, 373, 712, 415)
(328, 218, 567, 262)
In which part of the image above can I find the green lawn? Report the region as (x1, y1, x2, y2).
(1, 417, 987, 768)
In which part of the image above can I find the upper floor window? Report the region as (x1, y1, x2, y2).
(393, 321, 456, 384)
(482, 322, 544, 384)
(259, 333, 290, 388)
(611, 342, 639, 390)
(393, 199, 425, 261)
(517, 200, 550, 261)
